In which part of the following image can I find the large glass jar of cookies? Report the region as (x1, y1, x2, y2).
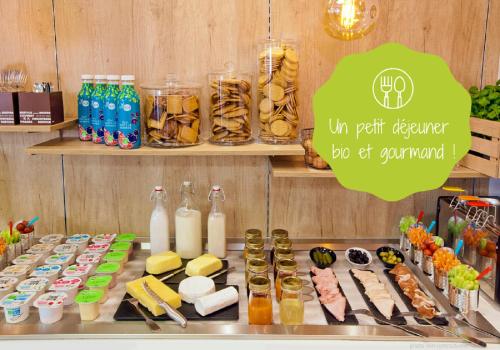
(208, 64, 252, 145)
(258, 39, 299, 144)
(141, 76, 201, 147)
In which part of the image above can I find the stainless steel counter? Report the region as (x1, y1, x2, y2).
(1, 240, 499, 344)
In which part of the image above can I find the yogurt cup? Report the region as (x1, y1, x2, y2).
(75, 289, 104, 321)
(65, 234, 91, 254)
(110, 241, 132, 257)
(115, 233, 136, 243)
(84, 243, 110, 255)
(0, 276, 19, 300)
(49, 277, 82, 305)
(27, 244, 55, 261)
(0, 291, 36, 323)
(91, 233, 116, 245)
(103, 251, 127, 270)
(76, 252, 102, 266)
(53, 243, 78, 255)
(12, 253, 43, 268)
(30, 264, 62, 284)
(34, 292, 67, 324)
(62, 264, 92, 284)
(45, 253, 75, 269)
(0, 264, 31, 280)
(85, 275, 112, 303)
(39, 234, 65, 245)
(95, 262, 120, 288)
(16, 277, 50, 304)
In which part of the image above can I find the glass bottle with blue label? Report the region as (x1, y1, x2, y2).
(77, 74, 94, 141)
(91, 75, 107, 144)
(103, 75, 120, 146)
(118, 75, 141, 149)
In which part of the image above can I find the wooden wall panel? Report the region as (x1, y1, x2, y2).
(482, 0, 500, 86)
(0, 0, 65, 235)
(270, 0, 489, 128)
(269, 177, 483, 238)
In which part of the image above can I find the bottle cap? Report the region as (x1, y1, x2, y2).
(81, 74, 93, 80)
(94, 74, 107, 80)
(212, 185, 221, 191)
(106, 74, 120, 81)
(121, 75, 135, 81)
(154, 186, 164, 191)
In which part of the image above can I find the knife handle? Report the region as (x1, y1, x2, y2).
(160, 301, 187, 328)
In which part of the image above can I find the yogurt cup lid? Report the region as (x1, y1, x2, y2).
(34, 292, 67, 308)
(53, 243, 78, 254)
(16, 277, 49, 292)
(12, 254, 42, 265)
(84, 243, 110, 253)
(0, 277, 18, 291)
(66, 234, 91, 244)
(76, 253, 102, 265)
(75, 289, 103, 304)
(28, 243, 55, 254)
(115, 233, 136, 242)
(92, 233, 116, 244)
(30, 264, 62, 277)
(0, 264, 31, 277)
(0, 292, 36, 307)
(110, 242, 131, 251)
(95, 262, 120, 274)
(39, 234, 65, 244)
(104, 251, 126, 262)
(50, 277, 82, 291)
(62, 264, 92, 277)
(85, 275, 112, 288)
(45, 253, 74, 265)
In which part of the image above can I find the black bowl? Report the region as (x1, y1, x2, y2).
(376, 246, 405, 268)
(309, 247, 337, 268)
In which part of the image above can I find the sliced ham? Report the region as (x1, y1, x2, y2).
(311, 266, 346, 322)
(324, 296, 346, 322)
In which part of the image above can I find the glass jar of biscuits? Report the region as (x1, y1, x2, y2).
(208, 64, 252, 145)
(258, 39, 299, 144)
(141, 76, 201, 147)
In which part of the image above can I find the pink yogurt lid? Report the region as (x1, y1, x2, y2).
(84, 243, 110, 253)
(34, 292, 67, 308)
(49, 277, 82, 291)
(76, 253, 102, 265)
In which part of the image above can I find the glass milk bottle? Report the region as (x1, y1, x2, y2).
(77, 74, 94, 141)
(149, 186, 169, 255)
(175, 181, 202, 258)
(207, 185, 226, 258)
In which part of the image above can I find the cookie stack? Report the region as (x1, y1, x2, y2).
(258, 41, 299, 144)
(209, 77, 252, 145)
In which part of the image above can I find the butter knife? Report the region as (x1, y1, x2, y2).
(142, 280, 188, 328)
(159, 267, 185, 282)
(207, 266, 235, 279)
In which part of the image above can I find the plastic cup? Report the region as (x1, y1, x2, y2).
(49, 277, 82, 305)
(0, 291, 36, 323)
(16, 277, 50, 305)
(0, 264, 32, 281)
(110, 241, 132, 258)
(115, 233, 136, 243)
(27, 244, 55, 261)
(29, 265, 62, 284)
(84, 243, 110, 255)
(65, 234, 91, 254)
(34, 292, 66, 324)
(104, 251, 128, 269)
(85, 275, 112, 303)
(91, 234, 116, 245)
(53, 243, 78, 255)
(39, 234, 65, 245)
(95, 262, 120, 288)
(62, 264, 92, 285)
(75, 289, 104, 321)
(45, 253, 75, 270)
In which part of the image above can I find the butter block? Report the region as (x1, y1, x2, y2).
(125, 275, 181, 316)
(146, 251, 182, 275)
(185, 254, 223, 277)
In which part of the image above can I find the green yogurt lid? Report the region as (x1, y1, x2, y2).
(104, 251, 126, 262)
(110, 242, 131, 251)
(115, 233, 136, 242)
(95, 262, 120, 274)
(85, 275, 112, 288)
(75, 289, 103, 304)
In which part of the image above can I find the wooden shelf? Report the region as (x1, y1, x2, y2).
(0, 117, 77, 133)
(26, 137, 305, 156)
(270, 158, 487, 179)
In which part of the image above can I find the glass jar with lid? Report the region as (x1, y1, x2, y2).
(208, 63, 252, 145)
(271, 228, 288, 245)
(275, 258, 297, 302)
(245, 248, 265, 266)
(141, 74, 201, 147)
(245, 228, 262, 241)
(273, 248, 294, 278)
(279, 276, 303, 325)
(244, 237, 264, 260)
(248, 276, 273, 325)
(257, 39, 299, 144)
(246, 258, 268, 285)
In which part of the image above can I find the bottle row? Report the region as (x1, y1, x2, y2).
(77, 38, 299, 149)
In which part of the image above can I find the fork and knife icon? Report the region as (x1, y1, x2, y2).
(380, 75, 406, 108)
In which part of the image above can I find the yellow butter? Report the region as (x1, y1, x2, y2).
(126, 275, 181, 316)
(146, 251, 182, 275)
(185, 254, 223, 277)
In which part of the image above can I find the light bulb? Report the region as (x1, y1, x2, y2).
(323, 0, 379, 41)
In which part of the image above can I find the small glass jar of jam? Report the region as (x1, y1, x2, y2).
(246, 258, 268, 285)
(248, 276, 273, 325)
(244, 238, 264, 260)
(273, 248, 294, 279)
(275, 259, 297, 302)
(279, 276, 303, 325)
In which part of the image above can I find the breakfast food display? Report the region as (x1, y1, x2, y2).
(208, 68, 252, 145)
(258, 39, 299, 144)
(142, 79, 201, 147)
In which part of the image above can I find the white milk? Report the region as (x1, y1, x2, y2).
(208, 212, 226, 258)
(149, 186, 169, 254)
(175, 208, 202, 259)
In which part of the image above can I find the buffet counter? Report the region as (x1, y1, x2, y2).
(1, 241, 499, 347)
